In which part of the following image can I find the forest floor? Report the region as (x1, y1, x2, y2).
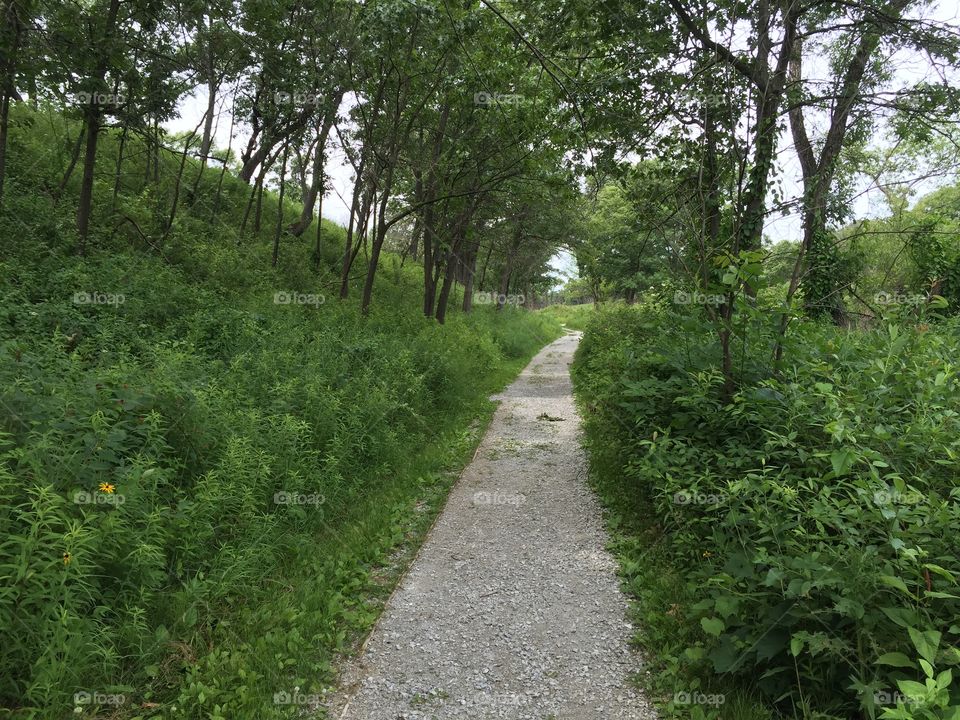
(328, 332, 656, 719)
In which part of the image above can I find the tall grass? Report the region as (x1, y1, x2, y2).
(0, 105, 561, 718)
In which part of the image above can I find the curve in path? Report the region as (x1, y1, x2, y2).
(333, 332, 656, 719)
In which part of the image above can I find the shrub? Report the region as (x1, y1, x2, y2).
(573, 302, 960, 720)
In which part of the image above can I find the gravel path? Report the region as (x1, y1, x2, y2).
(332, 332, 656, 719)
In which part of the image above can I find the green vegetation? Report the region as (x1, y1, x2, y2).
(0, 106, 560, 718)
(573, 297, 960, 720)
(537, 303, 594, 331)
(3, 0, 960, 717)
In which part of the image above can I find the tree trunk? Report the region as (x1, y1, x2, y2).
(212, 92, 236, 218)
(461, 238, 480, 312)
(421, 100, 450, 317)
(76, 0, 125, 251)
(313, 187, 324, 270)
(56, 126, 85, 202)
(199, 20, 216, 161)
(272, 141, 289, 267)
(290, 100, 340, 236)
(76, 104, 102, 252)
(435, 252, 459, 324)
(0, 0, 19, 213)
(361, 165, 396, 315)
(254, 177, 264, 233)
(112, 122, 128, 210)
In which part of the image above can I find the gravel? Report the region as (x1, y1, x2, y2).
(329, 332, 657, 719)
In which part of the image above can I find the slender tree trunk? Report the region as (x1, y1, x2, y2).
(213, 92, 236, 218)
(435, 256, 458, 324)
(254, 177, 264, 233)
(144, 114, 152, 181)
(272, 141, 289, 267)
(461, 239, 479, 312)
(239, 146, 280, 237)
(341, 181, 373, 298)
(199, 20, 216, 162)
(479, 240, 494, 289)
(313, 188, 324, 270)
(361, 167, 395, 315)
(290, 100, 340, 236)
(421, 100, 450, 317)
(152, 117, 160, 183)
(0, 0, 24, 212)
(496, 261, 512, 311)
(56, 126, 85, 202)
(77, 0, 125, 254)
(163, 116, 206, 240)
(76, 104, 102, 252)
(435, 202, 476, 323)
(339, 155, 368, 299)
(112, 123, 128, 210)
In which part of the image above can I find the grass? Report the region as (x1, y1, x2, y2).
(0, 104, 563, 719)
(537, 302, 595, 331)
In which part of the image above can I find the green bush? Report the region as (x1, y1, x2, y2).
(573, 303, 960, 720)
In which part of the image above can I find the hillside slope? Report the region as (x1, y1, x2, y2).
(0, 106, 561, 719)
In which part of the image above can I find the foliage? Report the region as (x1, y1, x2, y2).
(0, 106, 561, 719)
(572, 302, 960, 720)
(537, 302, 595, 331)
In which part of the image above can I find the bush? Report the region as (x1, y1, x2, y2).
(572, 302, 960, 720)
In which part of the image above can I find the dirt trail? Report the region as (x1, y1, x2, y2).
(331, 332, 656, 719)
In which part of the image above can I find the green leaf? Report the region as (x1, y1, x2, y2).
(896, 679, 928, 702)
(830, 448, 857, 476)
(908, 627, 941, 664)
(790, 635, 804, 657)
(876, 652, 914, 668)
(880, 575, 912, 597)
(700, 617, 725, 637)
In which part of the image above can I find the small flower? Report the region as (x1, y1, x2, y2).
(63, 552, 71, 565)
(702, 551, 713, 558)
(98, 482, 115, 494)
